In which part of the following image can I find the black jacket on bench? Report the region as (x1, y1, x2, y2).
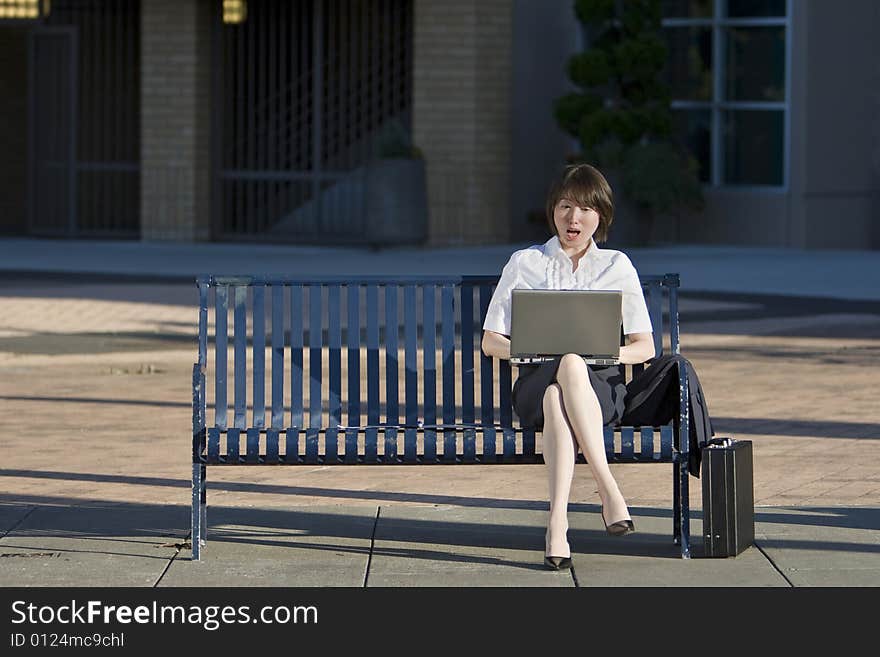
(621, 354, 715, 477)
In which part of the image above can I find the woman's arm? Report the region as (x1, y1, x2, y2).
(481, 329, 511, 360)
(619, 332, 655, 365)
(484, 330, 652, 363)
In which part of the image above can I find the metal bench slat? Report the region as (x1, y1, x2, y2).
(234, 286, 247, 430)
(307, 284, 322, 464)
(346, 284, 361, 464)
(266, 428, 280, 464)
(202, 274, 673, 287)
(327, 284, 342, 462)
(422, 284, 437, 462)
(523, 427, 536, 461)
(460, 284, 476, 463)
(497, 280, 513, 463)
(197, 283, 208, 433)
(621, 426, 634, 459)
(325, 428, 339, 466)
(641, 426, 655, 460)
(214, 285, 229, 431)
(365, 285, 379, 463)
(655, 283, 666, 357)
(661, 424, 673, 460)
(271, 285, 284, 429)
(667, 274, 680, 355)
(288, 285, 304, 462)
(441, 284, 456, 462)
(404, 285, 418, 463)
(385, 284, 399, 462)
(648, 281, 663, 359)
(499, 360, 514, 461)
(227, 427, 241, 464)
(479, 284, 496, 461)
(246, 428, 260, 464)
(207, 427, 220, 464)
(285, 427, 300, 464)
(252, 285, 266, 429)
(290, 285, 304, 430)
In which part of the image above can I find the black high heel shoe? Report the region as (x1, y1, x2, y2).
(601, 508, 635, 536)
(544, 530, 573, 570)
(544, 555, 573, 571)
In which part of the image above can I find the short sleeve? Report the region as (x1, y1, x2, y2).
(619, 256, 653, 335)
(482, 252, 521, 336)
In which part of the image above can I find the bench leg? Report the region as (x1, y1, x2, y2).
(673, 460, 681, 545)
(191, 463, 206, 560)
(672, 458, 692, 559)
(673, 363, 692, 559)
(200, 464, 207, 545)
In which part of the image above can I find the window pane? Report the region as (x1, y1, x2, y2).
(725, 27, 785, 101)
(723, 110, 783, 185)
(726, 0, 786, 18)
(673, 109, 711, 183)
(664, 27, 712, 101)
(661, 0, 712, 18)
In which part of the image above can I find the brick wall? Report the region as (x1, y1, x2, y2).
(140, 0, 212, 241)
(413, 0, 512, 245)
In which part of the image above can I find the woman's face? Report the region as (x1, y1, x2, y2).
(553, 197, 599, 251)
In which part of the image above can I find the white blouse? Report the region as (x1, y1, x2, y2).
(482, 236, 653, 337)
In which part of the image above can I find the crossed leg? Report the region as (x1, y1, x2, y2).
(542, 383, 576, 558)
(542, 354, 632, 558)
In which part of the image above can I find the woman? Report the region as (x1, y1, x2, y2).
(481, 163, 691, 571)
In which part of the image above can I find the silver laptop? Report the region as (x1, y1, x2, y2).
(509, 289, 623, 366)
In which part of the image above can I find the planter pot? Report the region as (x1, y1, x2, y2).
(363, 158, 428, 246)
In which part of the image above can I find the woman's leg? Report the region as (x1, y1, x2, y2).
(555, 354, 631, 525)
(541, 383, 577, 558)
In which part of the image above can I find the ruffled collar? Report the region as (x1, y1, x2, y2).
(543, 235, 604, 272)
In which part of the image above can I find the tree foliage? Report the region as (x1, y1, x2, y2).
(555, 0, 703, 216)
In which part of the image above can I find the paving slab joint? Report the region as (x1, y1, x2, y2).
(754, 541, 794, 587)
(363, 506, 381, 588)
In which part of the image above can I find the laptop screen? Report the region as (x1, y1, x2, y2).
(509, 289, 622, 360)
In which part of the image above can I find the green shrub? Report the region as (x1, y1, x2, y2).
(555, 0, 703, 220)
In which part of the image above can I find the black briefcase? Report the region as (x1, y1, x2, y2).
(701, 438, 754, 557)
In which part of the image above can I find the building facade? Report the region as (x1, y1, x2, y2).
(0, 0, 877, 248)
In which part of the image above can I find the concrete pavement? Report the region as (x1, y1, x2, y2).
(0, 237, 878, 587)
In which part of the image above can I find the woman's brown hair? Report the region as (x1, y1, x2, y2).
(545, 163, 614, 243)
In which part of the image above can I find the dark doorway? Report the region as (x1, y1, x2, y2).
(0, 24, 29, 235)
(27, 0, 141, 239)
(29, 26, 76, 235)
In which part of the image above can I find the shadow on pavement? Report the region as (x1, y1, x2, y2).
(2, 492, 878, 554)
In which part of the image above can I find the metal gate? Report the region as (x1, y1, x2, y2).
(29, 0, 140, 238)
(213, 0, 414, 242)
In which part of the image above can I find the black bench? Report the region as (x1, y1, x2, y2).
(191, 274, 692, 560)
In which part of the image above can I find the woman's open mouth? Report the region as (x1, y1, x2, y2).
(565, 229, 581, 240)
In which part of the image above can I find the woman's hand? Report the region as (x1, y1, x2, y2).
(482, 330, 654, 364)
(481, 330, 511, 360)
(619, 332, 655, 365)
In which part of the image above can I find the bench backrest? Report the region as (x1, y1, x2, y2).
(194, 274, 681, 464)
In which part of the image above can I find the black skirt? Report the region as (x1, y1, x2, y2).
(511, 358, 627, 430)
